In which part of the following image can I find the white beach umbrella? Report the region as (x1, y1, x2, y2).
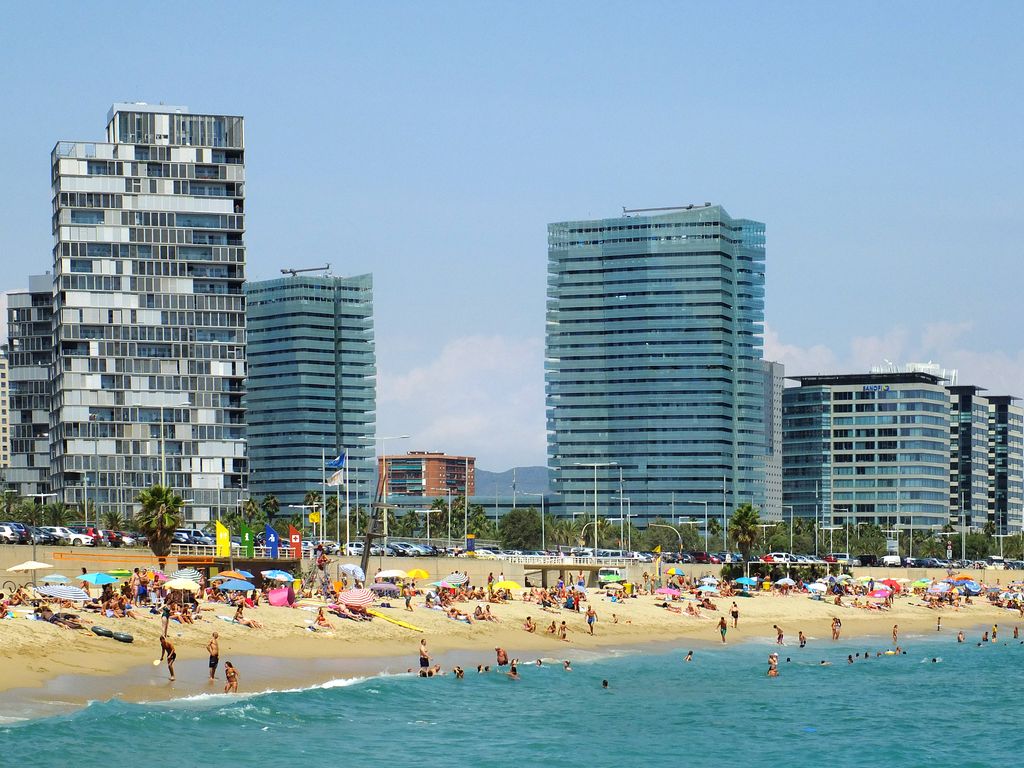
(8, 561, 53, 572)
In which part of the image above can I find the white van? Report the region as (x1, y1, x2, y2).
(881, 554, 902, 567)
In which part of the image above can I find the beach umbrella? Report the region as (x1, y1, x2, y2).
(370, 583, 400, 595)
(655, 587, 680, 596)
(697, 585, 719, 593)
(40, 574, 69, 583)
(80, 573, 117, 585)
(107, 569, 132, 578)
(261, 569, 294, 581)
(570, 584, 587, 593)
(171, 568, 202, 581)
(605, 583, 624, 591)
(951, 573, 974, 582)
(774, 577, 796, 586)
(337, 588, 375, 607)
(699, 576, 719, 585)
(430, 580, 454, 589)
(376, 569, 408, 579)
(493, 580, 522, 591)
(163, 581, 199, 593)
(665, 567, 686, 576)
(36, 585, 89, 601)
(407, 568, 429, 580)
(735, 577, 758, 586)
(928, 582, 952, 594)
(215, 570, 248, 580)
(8, 561, 53, 572)
(444, 573, 469, 586)
(868, 588, 891, 598)
(836, 574, 853, 582)
(236, 570, 254, 579)
(340, 563, 365, 582)
(217, 579, 256, 591)
(911, 579, 931, 589)
(881, 579, 901, 592)
(961, 581, 982, 595)
(806, 582, 827, 592)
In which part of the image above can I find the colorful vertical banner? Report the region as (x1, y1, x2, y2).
(289, 525, 302, 558)
(264, 524, 279, 558)
(215, 520, 231, 558)
(240, 522, 255, 559)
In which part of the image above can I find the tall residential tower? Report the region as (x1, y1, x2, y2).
(244, 274, 376, 512)
(49, 104, 247, 522)
(546, 204, 766, 527)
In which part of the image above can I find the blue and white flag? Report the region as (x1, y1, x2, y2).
(264, 524, 279, 558)
(325, 452, 346, 469)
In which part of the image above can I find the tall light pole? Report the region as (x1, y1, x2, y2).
(677, 501, 709, 552)
(611, 495, 630, 552)
(524, 491, 546, 552)
(575, 461, 616, 557)
(782, 505, 794, 556)
(834, 505, 850, 555)
(649, 523, 683, 552)
(32, 492, 57, 562)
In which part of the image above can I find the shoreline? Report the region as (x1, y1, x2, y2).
(0, 600, 1012, 721)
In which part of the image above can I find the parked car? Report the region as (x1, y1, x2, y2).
(762, 552, 795, 564)
(856, 554, 878, 568)
(0, 521, 32, 545)
(689, 551, 714, 564)
(96, 529, 124, 547)
(30, 526, 61, 545)
(389, 542, 418, 557)
(0, 524, 25, 544)
(345, 541, 364, 556)
(68, 525, 102, 546)
(880, 554, 902, 567)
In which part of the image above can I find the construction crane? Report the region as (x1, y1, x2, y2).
(280, 264, 331, 277)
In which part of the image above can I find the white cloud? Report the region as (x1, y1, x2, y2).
(766, 322, 1024, 394)
(378, 335, 546, 470)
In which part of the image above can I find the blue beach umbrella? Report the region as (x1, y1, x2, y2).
(735, 577, 757, 586)
(80, 573, 118, 585)
(236, 570, 255, 579)
(217, 579, 256, 591)
(261, 569, 293, 581)
(698, 585, 719, 593)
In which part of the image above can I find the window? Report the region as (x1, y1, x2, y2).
(70, 210, 104, 225)
(70, 259, 93, 273)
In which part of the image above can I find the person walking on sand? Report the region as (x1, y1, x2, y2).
(892, 624, 899, 645)
(832, 617, 842, 641)
(586, 605, 597, 635)
(159, 635, 176, 682)
(419, 638, 430, 671)
(207, 632, 220, 681)
(224, 661, 239, 693)
(730, 602, 739, 628)
(718, 616, 728, 644)
(774, 625, 785, 645)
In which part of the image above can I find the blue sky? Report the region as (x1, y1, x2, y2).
(2, 2, 1022, 470)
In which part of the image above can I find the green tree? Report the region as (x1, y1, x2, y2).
(134, 485, 185, 569)
(45, 502, 77, 527)
(729, 503, 761, 568)
(2, 490, 22, 517)
(639, 518, 700, 552)
(261, 494, 280, 522)
(101, 509, 125, 531)
(498, 507, 542, 550)
(17, 500, 44, 526)
(395, 510, 420, 537)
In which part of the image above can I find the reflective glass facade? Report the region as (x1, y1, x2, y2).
(783, 373, 952, 529)
(546, 205, 766, 525)
(244, 275, 376, 510)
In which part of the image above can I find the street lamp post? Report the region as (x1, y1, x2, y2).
(32, 492, 57, 563)
(676, 501, 709, 552)
(649, 523, 683, 552)
(782, 506, 794, 556)
(574, 461, 616, 558)
(524, 492, 546, 552)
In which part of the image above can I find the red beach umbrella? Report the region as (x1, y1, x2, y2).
(337, 588, 375, 607)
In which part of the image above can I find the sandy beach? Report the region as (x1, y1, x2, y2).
(0, 584, 1015, 714)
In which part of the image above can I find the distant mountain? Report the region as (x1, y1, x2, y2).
(475, 466, 548, 496)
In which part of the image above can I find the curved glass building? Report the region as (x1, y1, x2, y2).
(546, 204, 767, 529)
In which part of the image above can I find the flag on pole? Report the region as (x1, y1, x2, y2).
(289, 525, 302, 558)
(327, 469, 345, 486)
(240, 522, 255, 559)
(264, 524, 279, 558)
(215, 520, 231, 558)
(326, 452, 346, 469)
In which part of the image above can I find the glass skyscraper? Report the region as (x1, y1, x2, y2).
(49, 104, 247, 522)
(244, 274, 376, 511)
(546, 204, 767, 527)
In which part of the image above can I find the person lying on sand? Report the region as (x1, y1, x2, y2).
(233, 605, 264, 629)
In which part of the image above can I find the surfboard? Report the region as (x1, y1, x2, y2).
(366, 608, 423, 632)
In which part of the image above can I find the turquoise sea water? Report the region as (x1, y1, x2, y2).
(3, 629, 1022, 768)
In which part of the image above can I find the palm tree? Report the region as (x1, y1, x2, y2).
(261, 494, 280, 522)
(134, 485, 185, 570)
(17, 500, 44, 526)
(729, 503, 761, 574)
(395, 510, 419, 537)
(45, 502, 76, 527)
(101, 509, 125, 531)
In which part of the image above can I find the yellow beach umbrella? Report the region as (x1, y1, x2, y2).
(407, 568, 430, 580)
(493, 580, 521, 590)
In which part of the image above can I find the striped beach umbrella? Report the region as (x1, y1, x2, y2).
(37, 585, 90, 601)
(337, 588, 375, 607)
(171, 568, 202, 581)
(443, 572, 468, 585)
